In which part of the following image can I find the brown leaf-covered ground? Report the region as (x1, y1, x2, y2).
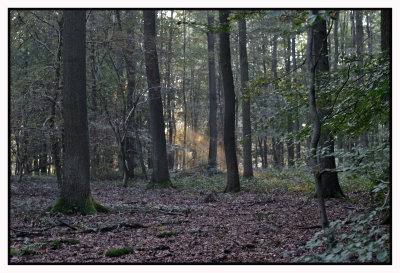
(9, 173, 389, 264)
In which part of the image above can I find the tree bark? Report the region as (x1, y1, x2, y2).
(219, 10, 240, 192)
(312, 11, 344, 199)
(143, 10, 170, 184)
(61, 10, 91, 204)
(381, 9, 391, 54)
(307, 10, 329, 229)
(239, 17, 253, 178)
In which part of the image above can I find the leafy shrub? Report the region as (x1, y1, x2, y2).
(105, 247, 133, 257)
(297, 209, 390, 263)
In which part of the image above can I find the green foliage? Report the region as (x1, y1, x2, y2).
(50, 195, 109, 215)
(157, 231, 180, 238)
(105, 247, 133, 257)
(20, 247, 36, 256)
(321, 53, 390, 139)
(50, 238, 80, 249)
(10, 249, 19, 256)
(52, 238, 80, 246)
(51, 240, 61, 248)
(297, 209, 390, 263)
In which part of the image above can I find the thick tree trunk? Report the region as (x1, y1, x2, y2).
(207, 14, 218, 169)
(58, 10, 95, 211)
(143, 10, 170, 184)
(239, 17, 253, 178)
(219, 10, 240, 192)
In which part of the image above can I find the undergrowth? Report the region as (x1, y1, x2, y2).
(172, 167, 378, 197)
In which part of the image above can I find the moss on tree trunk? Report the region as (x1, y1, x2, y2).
(51, 194, 109, 215)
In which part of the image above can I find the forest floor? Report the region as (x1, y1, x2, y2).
(9, 169, 389, 264)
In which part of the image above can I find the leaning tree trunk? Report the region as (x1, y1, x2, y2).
(207, 13, 218, 169)
(52, 10, 107, 215)
(219, 10, 240, 192)
(143, 10, 170, 186)
(239, 16, 253, 178)
(307, 10, 329, 229)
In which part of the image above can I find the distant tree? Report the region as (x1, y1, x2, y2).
(239, 16, 253, 178)
(207, 13, 218, 169)
(143, 10, 171, 186)
(51, 10, 107, 214)
(285, 35, 294, 167)
(219, 10, 240, 192)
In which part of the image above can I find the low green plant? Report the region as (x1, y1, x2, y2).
(51, 240, 62, 248)
(20, 247, 36, 256)
(156, 231, 180, 238)
(105, 247, 133, 257)
(10, 249, 19, 256)
(296, 209, 390, 263)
